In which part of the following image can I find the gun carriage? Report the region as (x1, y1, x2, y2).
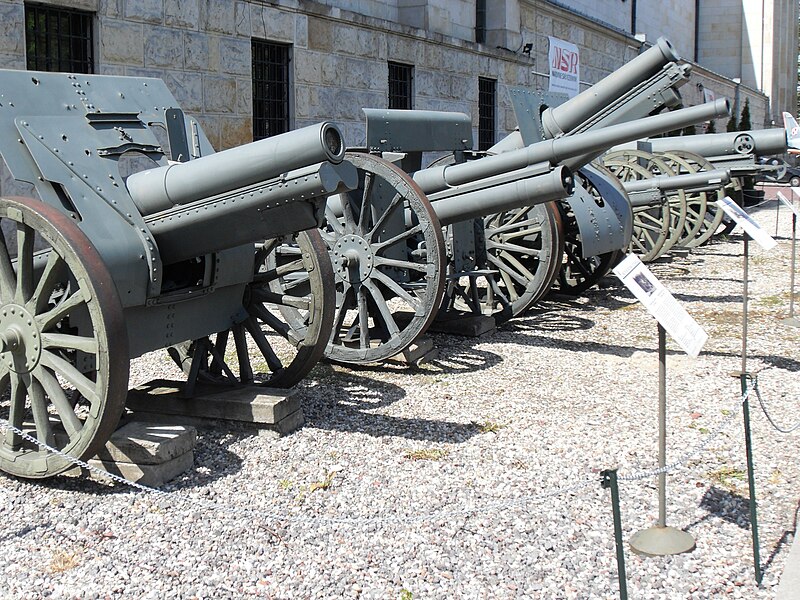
(0, 70, 356, 478)
(314, 98, 728, 365)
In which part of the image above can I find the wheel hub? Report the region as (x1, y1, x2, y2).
(332, 234, 374, 283)
(0, 304, 42, 374)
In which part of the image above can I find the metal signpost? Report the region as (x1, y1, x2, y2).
(777, 191, 800, 326)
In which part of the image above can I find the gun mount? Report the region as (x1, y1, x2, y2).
(0, 69, 355, 478)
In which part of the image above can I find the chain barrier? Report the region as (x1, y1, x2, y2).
(751, 373, 800, 434)
(0, 382, 756, 527)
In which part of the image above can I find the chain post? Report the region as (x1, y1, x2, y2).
(740, 373, 762, 584)
(601, 469, 628, 600)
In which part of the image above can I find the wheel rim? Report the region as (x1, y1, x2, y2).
(0, 196, 128, 478)
(169, 229, 335, 389)
(322, 152, 445, 364)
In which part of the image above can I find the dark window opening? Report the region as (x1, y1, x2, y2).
(388, 62, 414, 110)
(478, 77, 496, 151)
(25, 3, 94, 73)
(476, 0, 487, 44)
(252, 40, 291, 140)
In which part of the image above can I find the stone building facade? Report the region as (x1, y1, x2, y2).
(0, 0, 795, 156)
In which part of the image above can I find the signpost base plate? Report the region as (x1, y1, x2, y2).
(630, 526, 696, 556)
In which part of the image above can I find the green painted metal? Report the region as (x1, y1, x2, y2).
(601, 469, 629, 600)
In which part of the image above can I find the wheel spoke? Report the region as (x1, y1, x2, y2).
(29, 376, 55, 449)
(3, 371, 21, 449)
(232, 324, 254, 384)
(34, 366, 82, 439)
(244, 316, 283, 373)
(16, 223, 34, 304)
(0, 227, 15, 303)
(367, 193, 403, 241)
(372, 256, 429, 273)
(356, 283, 370, 349)
(39, 350, 99, 411)
(370, 269, 422, 313)
(250, 287, 310, 311)
(41, 332, 98, 354)
(357, 172, 375, 235)
(31, 252, 66, 315)
(325, 203, 346, 236)
(36, 287, 87, 331)
(372, 223, 423, 252)
(363, 279, 400, 336)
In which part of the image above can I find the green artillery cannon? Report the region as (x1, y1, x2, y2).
(0, 69, 355, 478)
(316, 98, 728, 364)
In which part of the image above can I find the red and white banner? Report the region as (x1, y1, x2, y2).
(548, 36, 580, 98)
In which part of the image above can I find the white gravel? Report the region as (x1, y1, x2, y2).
(2, 188, 800, 599)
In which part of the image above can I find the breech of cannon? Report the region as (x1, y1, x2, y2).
(429, 165, 574, 227)
(413, 99, 729, 195)
(542, 37, 681, 137)
(127, 122, 346, 215)
(144, 161, 356, 264)
(644, 128, 787, 157)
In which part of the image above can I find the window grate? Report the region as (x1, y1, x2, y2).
(478, 77, 496, 151)
(252, 40, 291, 140)
(25, 3, 94, 73)
(388, 62, 414, 110)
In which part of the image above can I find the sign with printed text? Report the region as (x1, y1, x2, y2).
(548, 36, 580, 98)
(715, 196, 777, 250)
(777, 191, 800, 217)
(613, 254, 708, 357)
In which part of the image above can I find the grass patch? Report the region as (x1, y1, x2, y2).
(474, 420, 506, 433)
(707, 465, 746, 492)
(404, 448, 449, 461)
(48, 549, 82, 573)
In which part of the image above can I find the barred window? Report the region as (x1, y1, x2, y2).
(476, 0, 487, 44)
(25, 3, 94, 73)
(388, 62, 414, 110)
(478, 77, 496, 151)
(252, 40, 291, 140)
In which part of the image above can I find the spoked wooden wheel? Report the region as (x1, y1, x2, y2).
(481, 202, 564, 317)
(322, 152, 445, 364)
(657, 151, 725, 247)
(0, 196, 128, 478)
(170, 230, 335, 390)
(604, 149, 685, 261)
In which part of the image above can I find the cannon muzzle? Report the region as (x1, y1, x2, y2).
(542, 37, 682, 137)
(127, 122, 346, 215)
(414, 99, 730, 195)
(644, 127, 787, 158)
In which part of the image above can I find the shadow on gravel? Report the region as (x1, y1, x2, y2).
(696, 485, 752, 530)
(672, 292, 745, 304)
(762, 498, 800, 578)
(300, 369, 481, 443)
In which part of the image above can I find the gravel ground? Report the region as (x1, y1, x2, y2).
(2, 187, 800, 599)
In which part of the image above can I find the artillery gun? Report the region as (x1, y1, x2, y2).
(499, 37, 695, 294)
(315, 98, 729, 365)
(0, 69, 356, 478)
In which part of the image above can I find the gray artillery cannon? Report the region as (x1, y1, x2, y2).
(318, 98, 728, 364)
(497, 37, 695, 294)
(0, 69, 355, 478)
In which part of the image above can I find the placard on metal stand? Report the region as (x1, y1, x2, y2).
(714, 196, 778, 584)
(777, 190, 800, 327)
(613, 255, 707, 556)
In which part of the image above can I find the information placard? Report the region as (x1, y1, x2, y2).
(777, 191, 800, 217)
(613, 254, 708, 357)
(715, 196, 777, 250)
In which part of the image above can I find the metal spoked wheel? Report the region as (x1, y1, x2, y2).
(321, 152, 445, 364)
(554, 172, 620, 295)
(0, 196, 128, 478)
(170, 229, 335, 390)
(657, 151, 726, 247)
(482, 202, 564, 317)
(604, 149, 685, 261)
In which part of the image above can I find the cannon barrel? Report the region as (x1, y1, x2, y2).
(429, 165, 574, 227)
(542, 37, 681, 137)
(644, 128, 787, 157)
(144, 161, 356, 264)
(127, 122, 346, 215)
(622, 168, 730, 194)
(413, 99, 730, 194)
